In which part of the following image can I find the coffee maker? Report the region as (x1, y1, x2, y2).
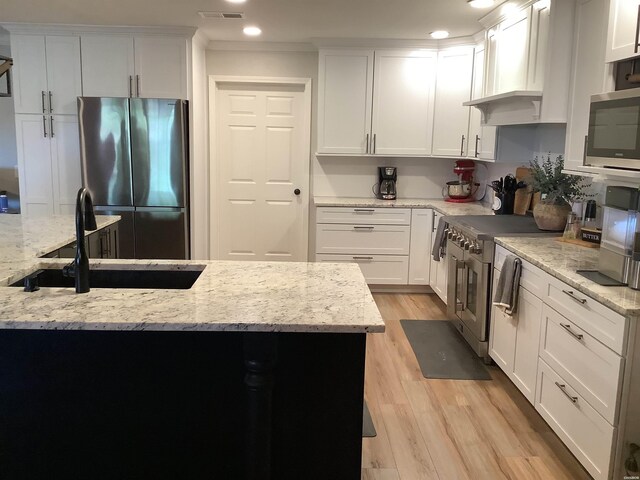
(377, 167, 397, 200)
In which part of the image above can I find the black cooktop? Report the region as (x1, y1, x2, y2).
(444, 214, 547, 241)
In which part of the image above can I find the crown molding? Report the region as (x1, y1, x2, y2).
(311, 36, 476, 50)
(1, 23, 197, 37)
(478, 0, 537, 28)
(193, 29, 209, 48)
(207, 40, 316, 52)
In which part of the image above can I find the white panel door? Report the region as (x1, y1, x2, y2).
(485, 27, 499, 96)
(606, 0, 640, 62)
(489, 271, 517, 372)
(50, 115, 81, 214)
(432, 48, 473, 157)
(10, 34, 48, 114)
(497, 7, 532, 93)
(371, 50, 436, 155)
(527, 0, 551, 91)
(429, 211, 440, 287)
(468, 44, 497, 161)
(45, 36, 82, 115)
(134, 36, 188, 99)
(408, 209, 432, 285)
(81, 35, 135, 97)
(217, 84, 309, 261)
(317, 49, 374, 154)
(15, 114, 54, 216)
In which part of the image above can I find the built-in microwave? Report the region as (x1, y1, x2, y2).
(586, 87, 640, 170)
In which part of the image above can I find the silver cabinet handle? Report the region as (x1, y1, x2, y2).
(555, 382, 578, 404)
(353, 208, 374, 213)
(352, 256, 373, 260)
(562, 289, 587, 305)
(460, 134, 466, 156)
(48, 91, 53, 112)
(41, 91, 46, 113)
(366, 133, 369, 154)
(474, 134, 480, 158)
(635, 4, 640, 53)
(353, 226, 374, 230)
(373, 133, 376, 154)
(560, 323, 583, 341)
(136, 74, 140, 97)
(128, 76, 133, 98)
(50, 116, 54, 138)
(42, 115, 47, 138)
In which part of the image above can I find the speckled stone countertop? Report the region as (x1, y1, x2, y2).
(314, 196, 494, 216)
(0, 215, 384, 334)
(495, 236, 640, 316)
(0, 214, 120, 285)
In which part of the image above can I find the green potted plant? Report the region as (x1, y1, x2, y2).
(529, 154, 592, 231)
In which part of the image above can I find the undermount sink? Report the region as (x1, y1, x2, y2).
(11, 266, 205, 290)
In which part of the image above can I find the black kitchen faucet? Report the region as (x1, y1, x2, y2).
(63, 188, 97, 293)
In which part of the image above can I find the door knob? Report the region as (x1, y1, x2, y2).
(294, 188, 301, 195)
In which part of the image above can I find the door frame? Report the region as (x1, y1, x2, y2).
(208, 75, 312, 261)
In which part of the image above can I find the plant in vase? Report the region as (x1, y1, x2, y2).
(529, 154, 592, 231)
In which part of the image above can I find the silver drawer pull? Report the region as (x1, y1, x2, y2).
(555, 382, 578, 404)
(353, 226, 374, 230)
(560, 323, 584, 341)
(562, 289, 587, 305)
(352, 256, 373, 260)
(353, 208, 375, 212)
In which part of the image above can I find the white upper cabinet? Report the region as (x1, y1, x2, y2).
(81, 34, 188, 99)
(81, 35, 135, 97)
(468, 44, 497, 161)
(11, 34, 81, 115)
(371, 50, 436, 156)
(496, 6, 532, 93)
(606, 0, 640, 63)
(432, 47, 473, 157)
(50, 115, 82, 214)
(317, 50, 374, 154)
(527, 0, 551, 91)
(133, 36, 188, 99)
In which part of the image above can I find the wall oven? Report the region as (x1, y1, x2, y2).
(586, 87, 640, 170)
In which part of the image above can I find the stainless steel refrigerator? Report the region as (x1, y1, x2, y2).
(78, 97, 189, 259)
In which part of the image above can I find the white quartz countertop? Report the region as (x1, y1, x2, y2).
(0, 215, 384, 334)
(314, 196, 494, 216)
(495, 236, 640, 316)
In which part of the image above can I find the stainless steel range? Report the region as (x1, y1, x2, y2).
(444, 215, 548, 362)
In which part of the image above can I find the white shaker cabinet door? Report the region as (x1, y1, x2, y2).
(468, 44, 497, 161)
(11, 35, 48, 114)
(371, 50, 436, 156)
(45, 36, 82, 115)
(490, 271, 517, 372)
(496, 6, 531, 93)
(606, 0, 640, 63)
(133, 36, 188, 99)
(408, 209, 433, 285)
(50, 115, 81, 215)
(15, 114, 54, 216)
(317, 50, 374, 154)
(81, 35, 135, 97)
(432, 48, 473, 157)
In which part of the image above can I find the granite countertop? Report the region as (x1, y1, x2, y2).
(495, 236, 640, 317)
(0, 215, 384, 334)
(314, 196, 494, 216)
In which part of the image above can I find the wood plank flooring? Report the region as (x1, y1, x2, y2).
(362, 293, 591, 480)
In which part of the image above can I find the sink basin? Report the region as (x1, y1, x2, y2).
(11, 267, 204, 290)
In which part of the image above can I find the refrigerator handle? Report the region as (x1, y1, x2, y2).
(136, 75, 140, 97)
(128, 76, 133, 98)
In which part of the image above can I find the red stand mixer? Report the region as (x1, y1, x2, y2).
(443, 160, 479, 203)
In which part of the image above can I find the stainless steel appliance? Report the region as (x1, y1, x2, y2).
(585, 88, 640, 170)
(78, 97, 189, 259)
(445, 215, 548, 361)
(377, 167, 397, 200)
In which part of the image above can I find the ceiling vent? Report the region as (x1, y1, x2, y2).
(198, 11, 245, 19)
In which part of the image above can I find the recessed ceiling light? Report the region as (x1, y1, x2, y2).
(225, 0, 246, 4)
(243, 26, 262, 36)
(468, 0, 495, 8)
(430, 30, 449, 39)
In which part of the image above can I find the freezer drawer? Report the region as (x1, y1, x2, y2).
(134, 209, 188, 260)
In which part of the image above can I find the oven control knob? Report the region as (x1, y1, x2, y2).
(464, 241, 471, 250)
(472, 243, 483, 254)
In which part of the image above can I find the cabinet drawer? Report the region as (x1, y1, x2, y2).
(315, 254, 409, 285)
(316, 206, 411, 225)
(539, 304, 623, 425)
(494, 245, 547, 297)
(545, 276, 627, 355)
(316, 224, 410, 255)
(536, 360, 615, 480)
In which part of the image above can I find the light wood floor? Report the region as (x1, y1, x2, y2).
(362, 293, 592, 480)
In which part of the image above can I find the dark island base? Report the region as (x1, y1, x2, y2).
(0, 329, 366, 480)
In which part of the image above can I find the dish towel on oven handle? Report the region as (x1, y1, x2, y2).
(493, 254, 522, 316)
(431, 216, 448, 262)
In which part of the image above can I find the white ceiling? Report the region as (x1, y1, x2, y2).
(1, 0, 504, 43)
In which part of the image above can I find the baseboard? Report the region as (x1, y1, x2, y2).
(368, 284, 433, 294)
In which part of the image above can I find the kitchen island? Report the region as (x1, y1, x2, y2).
(0, 215, 384, 480)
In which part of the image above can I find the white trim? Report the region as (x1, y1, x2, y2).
(192, 30, 209, 49)
(311, 36, 477, 49)
(478, 0, 537, 28)
(207, 40, 316, 52)
(208, 75, 312, 261)
(2, 23, 196, 37)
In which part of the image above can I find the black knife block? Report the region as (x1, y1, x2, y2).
(493, 192, 515, 215)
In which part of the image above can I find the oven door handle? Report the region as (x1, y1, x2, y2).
(447, 254, 466, 315)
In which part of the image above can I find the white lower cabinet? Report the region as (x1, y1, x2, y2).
(315, 224, 410, 256)
(429, 211, 447, 303)
(315, 254, 408, 285)
(408, 209, 433, 285)
(536, 360, 615, 480)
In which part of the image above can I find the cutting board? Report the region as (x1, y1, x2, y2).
(514, 167, 533, 215)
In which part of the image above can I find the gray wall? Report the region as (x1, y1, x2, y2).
(0, 43, 19, 207)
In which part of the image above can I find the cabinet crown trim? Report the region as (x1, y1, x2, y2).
(2, 23, 196, 37)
